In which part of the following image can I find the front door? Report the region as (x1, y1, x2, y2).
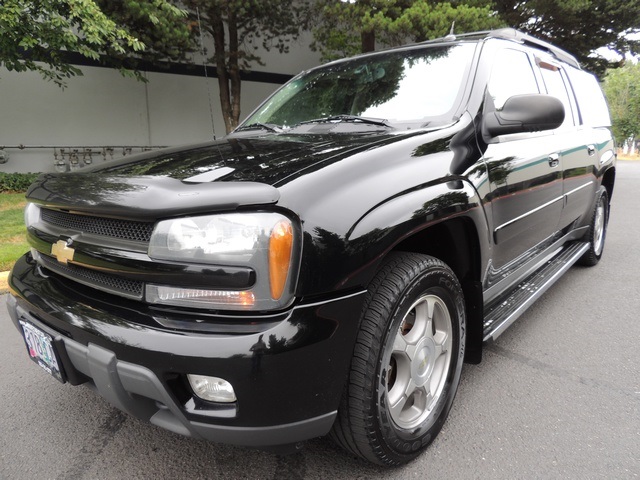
(481, 47, 564, 273)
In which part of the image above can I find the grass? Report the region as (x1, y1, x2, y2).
(0, 192, 28, 272)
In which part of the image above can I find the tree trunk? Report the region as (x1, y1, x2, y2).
(361, 30, 375, 53)
(228, 9, 241, 132)
(209, 6, 234, 134)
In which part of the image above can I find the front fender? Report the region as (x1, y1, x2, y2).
(295, 179, 490, 298)
(347, 179, 488, 283)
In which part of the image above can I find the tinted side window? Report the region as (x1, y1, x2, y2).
(538, 61, 575, 127)
(565, 67, 612, 127)
(487, 48, 540, 110)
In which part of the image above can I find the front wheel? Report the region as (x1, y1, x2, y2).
(579, 187, 609, 266)
(331, 253, 465, 466)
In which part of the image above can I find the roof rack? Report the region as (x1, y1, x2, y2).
(484, 28, 580, 69)
(422, 28, 581, 70)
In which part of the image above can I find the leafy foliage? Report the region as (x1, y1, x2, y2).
(490, 0, 640, 77)
(311, 0, 502, 61)
(0, 0, 190, 85)
(0, 173, 39, 193)
(603, 63, 640, 144)
(95, 0, 194, 65)
(311, 0, 640, 77)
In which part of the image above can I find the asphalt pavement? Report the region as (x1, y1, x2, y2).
(1, 161, 639, 480)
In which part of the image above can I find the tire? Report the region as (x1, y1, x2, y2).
(579, 187, 609, 267)
(331, 252, 465, 466)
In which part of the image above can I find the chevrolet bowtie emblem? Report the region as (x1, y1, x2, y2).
(51, 240, 75, 264)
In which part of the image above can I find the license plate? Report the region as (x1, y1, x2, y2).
(19, 320, 65, 383)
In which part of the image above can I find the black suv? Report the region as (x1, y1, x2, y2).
(8, 29, 615, 466)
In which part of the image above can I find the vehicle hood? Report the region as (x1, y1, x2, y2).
(93, 131, 414, 185)
(25, 127, 455, 218)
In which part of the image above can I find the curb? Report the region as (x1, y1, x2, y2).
(0, 271, 9, 294)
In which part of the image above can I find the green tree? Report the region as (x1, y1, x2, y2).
(603, 63, 640, 146)
(492, 0, 640, 77)
(312, 0, 640, 77)
(311, 0, 502, 61)
(0, 0, 190, 86)
(310, 0, 401, 59)
(95, 0, 194, 66)
(183, 1, 309, 133)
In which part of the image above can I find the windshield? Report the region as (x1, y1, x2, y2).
(243, 43, 476, 130)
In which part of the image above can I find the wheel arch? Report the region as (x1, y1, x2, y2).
(391, 217, 480, 283)
(601, 165, 616, 202)
(390, 217, 484, 364)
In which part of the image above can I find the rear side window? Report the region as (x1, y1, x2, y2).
(565, 67, 611, 127)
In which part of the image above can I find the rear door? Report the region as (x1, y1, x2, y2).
(535, 55, 593, 233)
(559, 66, 615, 230)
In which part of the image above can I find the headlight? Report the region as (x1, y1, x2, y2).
(147, 212, 297, 310)
(150, 214, 265, 262)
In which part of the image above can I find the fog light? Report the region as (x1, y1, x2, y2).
(187, 374, 236, 403)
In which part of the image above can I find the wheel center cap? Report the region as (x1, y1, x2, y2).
(412, 337, 436, 386)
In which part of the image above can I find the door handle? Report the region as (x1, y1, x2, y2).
(587, 144, 596, 156)
(548, 153, 560, 168)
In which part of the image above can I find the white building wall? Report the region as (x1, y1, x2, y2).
(0, 31, 321, 173)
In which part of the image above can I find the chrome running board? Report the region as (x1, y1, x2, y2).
(482, 241, 590, 343)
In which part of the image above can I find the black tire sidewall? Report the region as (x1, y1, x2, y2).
(373, 264, 465, 458)
(580, 187, 609, 266)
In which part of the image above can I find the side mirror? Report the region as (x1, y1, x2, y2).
(483, 94, 565, 138)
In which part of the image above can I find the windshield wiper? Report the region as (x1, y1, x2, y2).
(235, 123, 283, 133)
(295, 115, 391, 128)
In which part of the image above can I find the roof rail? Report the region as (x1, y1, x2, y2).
(485, 28, 580, 69)
(422, 28, 580, 69)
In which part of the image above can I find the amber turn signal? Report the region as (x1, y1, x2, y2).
(269, 220, 293, 300)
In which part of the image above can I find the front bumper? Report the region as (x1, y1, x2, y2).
(7, 254, 365, 448)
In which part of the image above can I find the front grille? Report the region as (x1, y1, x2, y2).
(41, 208, 155, 243)
(39, 253, 144, 299)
